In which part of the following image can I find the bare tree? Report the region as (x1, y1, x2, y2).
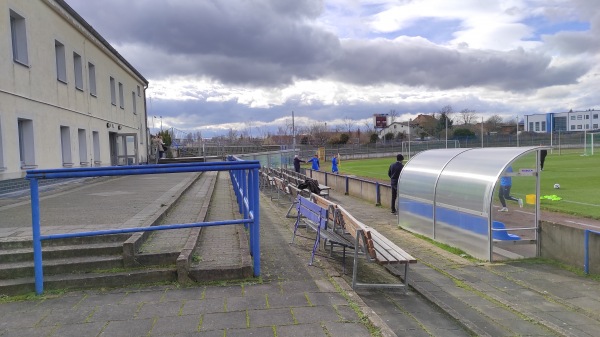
(309, 123, 328, 145)
(362, 120, 374, 134)
(389, 109, 398, 124)
(485, 114, 503, 133)
(226, 128, 239, 144)
(343, 116, 355, 134)
(459, 108, 477, 125)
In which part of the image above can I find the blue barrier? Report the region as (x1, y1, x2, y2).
(27, 159, 261, 295)
(584, 229, 600, 274)
(402, 200, 520, 240)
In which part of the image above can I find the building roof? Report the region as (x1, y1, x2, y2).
(55, 0, 148, 85)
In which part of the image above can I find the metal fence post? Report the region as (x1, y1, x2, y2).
(251, 168, 260, 276)
(345, 176, 349, 195)
(29, 178, 44, 295)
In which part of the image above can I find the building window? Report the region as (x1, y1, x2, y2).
(577, 125, 582, 129)
(529, 122, 533, 131)
(60, 126, 72, 166)
(535, 122, 539, 131)
(0, 121, 4, 170)
(132, 92, 137, 114)
(593, 124, 598, 129)
(570, 125, 575, 130)
(110, 77, 116, 105)
(585, 124, 590, 129)
(594, 114, 598, 119)
(55, 40, 67, 83)
(541, 121, 546, 131)
(585, 115, 590, 120)
(10, 9, 29, 66)
(92, 131, 101, 165)
(137, 85, 141, 97)
(88, 63, 97, 96)
(78, 129, 88, 165)
(577, 115, 582, 120)
(571, 115, 576, 120)
(118, 82, 124, 109)
(18, 118, 35, 168)
(73, 52, 83, 90)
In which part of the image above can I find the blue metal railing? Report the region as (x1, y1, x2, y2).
(26, 159, 261, 295)
(584, 229, 600, 274)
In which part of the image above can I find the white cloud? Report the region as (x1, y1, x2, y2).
(66, 0, 598, 137)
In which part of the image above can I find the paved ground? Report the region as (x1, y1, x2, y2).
(0, 172, 599, 337)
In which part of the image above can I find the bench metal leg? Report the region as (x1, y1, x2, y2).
(285, 201, 298, 218)
(290, 218, 300, 244)
(309, 227, 321, 266)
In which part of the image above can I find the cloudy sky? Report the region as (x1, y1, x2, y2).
(64, 0, 599, 138)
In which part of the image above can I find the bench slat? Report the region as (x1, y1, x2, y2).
(369, 230, 416, 263)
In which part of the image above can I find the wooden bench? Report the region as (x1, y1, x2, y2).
(310, 194, 417, 292)
(270, 176, 290, 204)
(339, 205, 416, 292)
(290, 196, 354, 272)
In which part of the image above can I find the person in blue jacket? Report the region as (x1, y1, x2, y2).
(307, 154, 320, 171)
(331, 154, 339, 174)
(498, 166, 523, 212)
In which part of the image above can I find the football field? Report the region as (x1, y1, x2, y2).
(334, 149, 600, 219)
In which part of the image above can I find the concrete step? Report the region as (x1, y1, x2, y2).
(0, 255, 124, 280)
(0, 242, 123, 263)
(0, 268, 177, 296)
(0, 233, 131, 249)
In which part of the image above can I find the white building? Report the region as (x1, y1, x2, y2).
(378, 122, 421, 139)
(1, 0, 149, 183)
(524, 110, 599, 133)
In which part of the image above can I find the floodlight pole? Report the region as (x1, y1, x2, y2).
(550, 115, 553, 153)
(292, 110, 296, 152)
(445, 116, 448, 148)
(481, 117, 484, 148)
(516, 115, 519, 147)
(408, 119, 411, 160)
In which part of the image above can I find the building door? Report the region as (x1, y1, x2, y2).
(109, 133, 138, 166)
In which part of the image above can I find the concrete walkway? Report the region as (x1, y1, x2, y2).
(322, 191, 600, 337)
(0, 174, 377, 337)
(0, 173, 599, 336)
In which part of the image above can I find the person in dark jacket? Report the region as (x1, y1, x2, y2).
(388, 154, 404, 214)
(540, 146, 548, 171)
(293, 155, 305, 173)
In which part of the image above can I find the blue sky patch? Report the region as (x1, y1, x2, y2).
(394, 17, 462, 43)
(522, 16, 589, 41)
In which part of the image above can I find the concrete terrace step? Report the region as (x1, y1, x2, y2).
(0, 241, 124, 263)
(0, 255, 124, 280)
(0, 267, 177, 296)
(0, 233, 131, 249)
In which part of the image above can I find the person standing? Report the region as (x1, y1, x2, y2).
(388, 154, 404, 214)
(307, 154, 320, 171)
(498, 166, 523, 212)
(540, 147, 548, 171)
(331, 154, 339, 174)
(157, 135, 165, 159)
(293, 155, 305, 173)
(151, 135, 162, 163)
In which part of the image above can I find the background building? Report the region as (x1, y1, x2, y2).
(524, 110, 599, 133)
(1, 0, 149, 183)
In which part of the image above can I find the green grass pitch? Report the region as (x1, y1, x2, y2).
(331, 149, 600, 220)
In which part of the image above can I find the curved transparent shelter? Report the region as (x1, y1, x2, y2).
(398, 147, 544, 261)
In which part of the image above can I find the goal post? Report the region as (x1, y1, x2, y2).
(584, 133, 599, 156)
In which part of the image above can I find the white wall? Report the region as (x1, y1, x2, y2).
(0, 0, 148, 180)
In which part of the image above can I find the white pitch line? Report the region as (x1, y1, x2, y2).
(561, 200, 600, 207)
